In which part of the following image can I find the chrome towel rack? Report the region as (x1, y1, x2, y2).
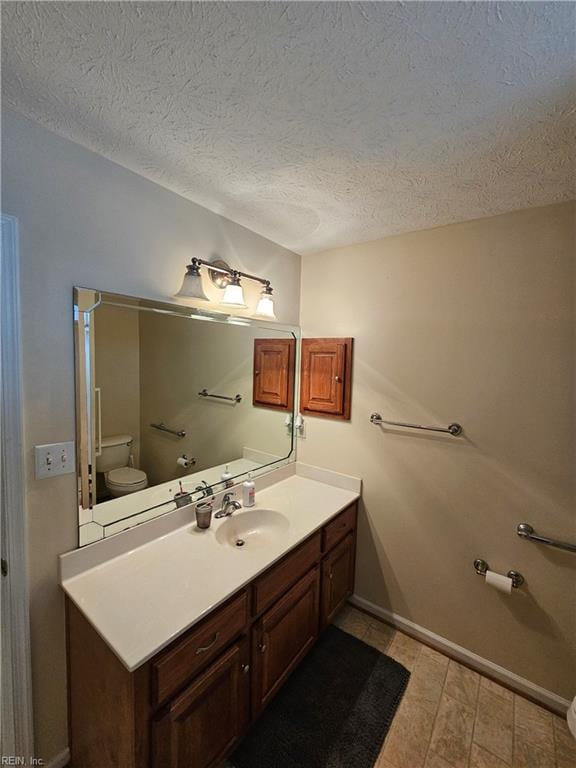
(198, 388, 242, 403)
(370, 413, 463, 436)
(150, 422, 186, 438)
(517, 523, 576, 553)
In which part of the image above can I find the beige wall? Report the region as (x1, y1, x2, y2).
(300, 202, 575, 699)
(3, 101, 574, 762)
(138, 314, 292, 485)
(94, 305, 141, 466)
(1, 110, 301, 763)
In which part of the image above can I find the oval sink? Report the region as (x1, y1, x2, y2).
(215, 508, 289, 549)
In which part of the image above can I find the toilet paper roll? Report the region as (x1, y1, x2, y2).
(177, 457, 191, 468)
(485, 570, 512, 594)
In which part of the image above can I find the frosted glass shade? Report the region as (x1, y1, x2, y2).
(254, 291, 276, 320)
(174, 271, 209, 301)
(221, 282, 247, 307)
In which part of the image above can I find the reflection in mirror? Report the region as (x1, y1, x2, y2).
(75, 288, 298, 546)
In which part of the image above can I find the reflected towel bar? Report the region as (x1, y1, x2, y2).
(150, 422, 186, 438)
(198, 389, 242, 403)
(370, 413, 462, 436)
(517, 523, 576, 553)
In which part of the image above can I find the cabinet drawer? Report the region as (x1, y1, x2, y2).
(323, 503, 357, 553)
(252, 533, 321, 616)
(152, 591, 248, 707)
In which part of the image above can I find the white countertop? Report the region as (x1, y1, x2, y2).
(62, 470, 360, 672)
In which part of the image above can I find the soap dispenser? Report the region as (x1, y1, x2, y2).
(242, 474, 255, 507)
(221, 464, 233, 489)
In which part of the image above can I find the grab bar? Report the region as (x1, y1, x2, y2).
(150, 422, 186, 438)
(95, 387, 102, 457)
(517, 523, 576, 553)
(198, 389, 242, 403)
(370, 413, 462, 436)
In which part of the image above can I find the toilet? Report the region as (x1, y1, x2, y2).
(96, 434, 148, 497)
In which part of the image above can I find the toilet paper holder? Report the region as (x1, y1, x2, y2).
(473, 559, 524, 588)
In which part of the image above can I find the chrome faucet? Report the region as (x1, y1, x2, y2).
(215, 492, 242, 519)
(195, 480, 214, 499)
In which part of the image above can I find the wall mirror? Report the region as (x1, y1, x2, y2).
(74, 287, 298, 546)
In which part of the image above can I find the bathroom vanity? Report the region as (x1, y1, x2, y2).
(62, 469, 360, 768)
(67, 285, 361, 766)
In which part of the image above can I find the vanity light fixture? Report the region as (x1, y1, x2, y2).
(220, 272, 247, 308)
(207, 259, 233, 289)
(174, 261, 209, 301)
(175, 257, 276, 319)
(254, 284, 277, 320)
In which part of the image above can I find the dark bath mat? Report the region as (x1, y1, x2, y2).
(232, 624, 410, 768)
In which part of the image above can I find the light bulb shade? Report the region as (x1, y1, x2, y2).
(254, 290, 276, 320)
(221, 282, 247, 308)
(174, 265, 209, 301)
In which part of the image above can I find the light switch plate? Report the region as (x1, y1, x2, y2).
(34, 441, 75, 479)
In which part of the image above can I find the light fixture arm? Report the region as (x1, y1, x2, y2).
(190, 258, 272, 290)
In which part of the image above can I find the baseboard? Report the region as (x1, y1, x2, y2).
(350, 594, 571, 716)
(45, 748, 70, 768)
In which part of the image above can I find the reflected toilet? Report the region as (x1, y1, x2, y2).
(95, 434, 148, 497)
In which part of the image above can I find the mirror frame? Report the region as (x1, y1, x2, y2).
(74, 286, 300, 546)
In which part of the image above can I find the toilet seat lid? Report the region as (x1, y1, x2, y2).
(107, 467, 147, 486)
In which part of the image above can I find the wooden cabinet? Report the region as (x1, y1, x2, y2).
(322, 503, 357, 553)
(300, 338, 353, 420)
(321, 534, 355, 629)
(67, 501, 357, 768)
(252, 532, 321, 615)
(252, 567, 320, 715)
(253, 338, 295, 410)
(152, 592, 248, 706)
(152, 640, 249, 768)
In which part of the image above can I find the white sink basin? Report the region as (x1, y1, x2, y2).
(215, 508, 289, 549)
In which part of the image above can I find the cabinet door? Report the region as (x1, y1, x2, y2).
(321, 534, 355, 629)
(253, 338, 295, 410)
(252, 567, 319, 715)
(152, 640, 249, 768)
(300, 338, 353, 419)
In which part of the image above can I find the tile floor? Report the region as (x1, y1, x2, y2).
(333, 605, 575, 768)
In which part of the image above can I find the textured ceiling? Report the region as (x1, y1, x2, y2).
(2, 2, 575, 254)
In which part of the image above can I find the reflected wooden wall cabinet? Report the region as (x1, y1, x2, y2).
(252, 338, 295, 410)
(300, 338, 353, 420)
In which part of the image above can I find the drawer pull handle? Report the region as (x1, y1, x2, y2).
(335, 376, 342, 383)
(258, 642, 267, 653)
(242, 664, 250, 674)
(195, 632, 220, 655)
(328, 568, 334, 580)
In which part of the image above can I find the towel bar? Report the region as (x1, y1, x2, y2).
(370, 413, 462, 436)
(150, 422, 186, 438)
(517, 523, 576, 553)
(198, 389, 242, 403)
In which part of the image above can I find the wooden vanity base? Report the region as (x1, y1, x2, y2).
(66, 501, 357, 768)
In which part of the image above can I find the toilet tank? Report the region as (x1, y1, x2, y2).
(96, 434, 133, 473)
